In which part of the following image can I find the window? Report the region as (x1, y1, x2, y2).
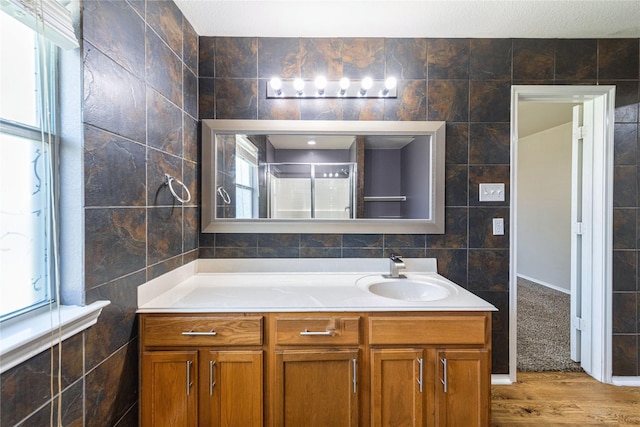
(235, 136, 259, 218)
(0, 11, 58, 321)
(0, 0, 110, 377)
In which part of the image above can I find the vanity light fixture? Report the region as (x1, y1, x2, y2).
(307, 139, 316, 145)
(266, 75, 397, 99)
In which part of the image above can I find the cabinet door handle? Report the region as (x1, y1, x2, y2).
(182, 330, 217, 336)
(186, 360, 193, 396)
(209, 360, 216, 396)
(352, 358, 357, 393)
(299, 329, 335, 336)
(417, 358, 423, 393)
(440, 358, 448, 393)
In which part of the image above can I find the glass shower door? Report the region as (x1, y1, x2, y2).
(267, 163, 355, 219)
(314, 164, 354, 219)
(268, 164, 312, 219)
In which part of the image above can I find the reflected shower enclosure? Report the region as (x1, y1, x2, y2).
(267, 163, 356, 219)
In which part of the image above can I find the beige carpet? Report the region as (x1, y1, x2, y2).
(517, 278, 583, 372)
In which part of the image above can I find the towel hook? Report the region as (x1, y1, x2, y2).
(164, 173, 191, 204)
(216, 186, 231, 205)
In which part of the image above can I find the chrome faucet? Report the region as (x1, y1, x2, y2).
(385, 255, 406, 279)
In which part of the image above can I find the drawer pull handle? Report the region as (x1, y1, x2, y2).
(299, 329, 335, 336)
(181, 330, 217, 336)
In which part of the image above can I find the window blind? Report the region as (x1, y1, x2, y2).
(0, 0, 78, 50)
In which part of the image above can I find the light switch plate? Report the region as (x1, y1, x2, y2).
(479, 183, 505, 202)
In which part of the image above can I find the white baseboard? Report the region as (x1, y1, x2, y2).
(612, 376, 640, 386)
(491, 374, 513, 385)
(517, 273, 570, 295)
(492, 374, 640, 386)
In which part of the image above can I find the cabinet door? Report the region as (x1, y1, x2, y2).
(202, 350, 263, 427)
(435, 349, 490, 427)
(141, 350, 198, 427)
(371, 348, 424, 427)
(274, 349, 359, 427)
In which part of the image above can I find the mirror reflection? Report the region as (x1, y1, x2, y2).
(201, 120, 445, 234)
(215, 133, 431, 221)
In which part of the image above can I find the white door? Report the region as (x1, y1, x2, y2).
(570, 102, 594, 371)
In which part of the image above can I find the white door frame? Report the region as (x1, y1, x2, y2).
(509, 85, 616, 384)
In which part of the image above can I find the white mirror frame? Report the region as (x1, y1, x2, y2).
(201, 119, 446, 234)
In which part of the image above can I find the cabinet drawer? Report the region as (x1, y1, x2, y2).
(142, 315, 263, 347)
(275, 316, 360, 345)
(369, 314, 488, 345)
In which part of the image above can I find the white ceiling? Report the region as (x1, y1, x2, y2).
(266, 134, 417, 149)
(268, 134, 355, 149)
(175, 1, 640, 39)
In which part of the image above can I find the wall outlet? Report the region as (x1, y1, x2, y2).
(479, 183, 505, 202)
(493, 218, 505, 235)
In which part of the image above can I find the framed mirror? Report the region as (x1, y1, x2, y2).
(202, 120, 445, 234)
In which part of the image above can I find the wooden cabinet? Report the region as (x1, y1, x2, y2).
(202, 350, 263, 427)
(140, 311, 491, 427)
(435, 349, 490, 427)
(274, 349, 359, 427)
(368, 313, 491, 427)
(370, 348, 424, 427)
(272, 315, 361, 427)
(141, 350, 198, 427)
(140, 315, 264, 427)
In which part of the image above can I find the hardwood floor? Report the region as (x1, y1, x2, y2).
(491, 372, 640, 426)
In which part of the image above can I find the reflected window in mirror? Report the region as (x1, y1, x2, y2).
(234, 135, 259, 219)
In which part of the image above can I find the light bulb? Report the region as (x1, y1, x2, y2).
(382, 76, 397, 96)
(269, 77, 283, 96)
(293, 78, 305, 95)
(339, 77, 350, 95)
(385, 76, 397, 89)
(314, 76, 327, 95)
(360, 77, 373, 96)
(307, 140, 316, 145)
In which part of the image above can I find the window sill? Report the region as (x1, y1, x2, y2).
(0, 300, 110, 374)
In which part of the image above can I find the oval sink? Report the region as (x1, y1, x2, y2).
(366, 279, 451, 301)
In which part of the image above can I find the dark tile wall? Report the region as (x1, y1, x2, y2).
(0, 1, 199, 425)
(199, 37, 640, 376)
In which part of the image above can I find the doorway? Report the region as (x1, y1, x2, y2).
(510, 85, 616, 384)
(516, 102, 579, 372)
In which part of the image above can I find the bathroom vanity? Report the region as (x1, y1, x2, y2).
(138, 259, 495, 427)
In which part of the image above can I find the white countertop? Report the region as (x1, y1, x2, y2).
(137, 258, 497, 313)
